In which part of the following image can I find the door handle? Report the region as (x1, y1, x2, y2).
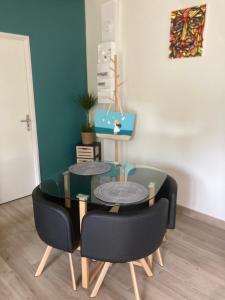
(20, 114, 31, 131)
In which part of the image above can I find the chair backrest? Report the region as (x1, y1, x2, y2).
(32, 185, 80, 253)
(155, 175, 177, 229)
(127, 167, 177, 229)
(81, 198, 169, 263)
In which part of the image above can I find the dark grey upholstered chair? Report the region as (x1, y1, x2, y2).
(119, 173, 177, 268)
(154, 175, 177, 229)
(120, 174, 177, 230)
(32, 185, 80, 290)
(81, 198, 169, 299)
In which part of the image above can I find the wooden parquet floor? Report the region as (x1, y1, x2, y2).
(0, 197, 225, 300)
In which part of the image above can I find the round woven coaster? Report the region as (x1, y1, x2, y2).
(69, 161, 112, 176)
(94, 181, 149, 204)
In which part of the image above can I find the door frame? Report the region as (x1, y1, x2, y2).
(0, 32, 41, 186)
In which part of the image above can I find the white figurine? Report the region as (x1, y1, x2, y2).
(114, 120, 121, 135)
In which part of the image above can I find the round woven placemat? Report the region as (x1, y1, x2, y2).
(69, 161, 112, 176)
(94, 181, 149, 204)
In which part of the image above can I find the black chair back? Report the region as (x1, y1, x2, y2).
(81, 198, 169, 263)
(32, 185, 80, 253)
(124, 170, 177, 229)
(155, 175, 177, 229)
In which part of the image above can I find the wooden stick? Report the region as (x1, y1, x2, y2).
(35, 246, 53, 277)
(68, 253, 77, 290)
(79, 200, 87, 230)
(139, 259, 153, 277)
(147, 255, 153, 269)
(145, 183, 155, 269)
(115, 140, 119, 163)
(89, 262, 105, 285)
(132, 261, 142, 267)
(110, 205, 120, 213)
(118, 81, 124, 87)
(108, 97, 115, 102)
(114, 54, 120, 163)
(129, 262, 141, 300)
(90, 262, 111, 298)
(114, 55, 119, 112)
(155, 248, 164, 267)
(78, 199, 90, 289)
(81, 257, 89, 289)
(148, 182, 155, 207)
(63, 171, 71, 208)
(148, 183, 164, 267)
(163, 233, 167, 242)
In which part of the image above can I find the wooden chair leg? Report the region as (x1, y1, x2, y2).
(90, 262, 111, 298)
(89, 262, 105, 285)
(147, 254, 153, 269)
(163, 232, 167, 242)
(139, 259, 153, 277)
(35, 246, 53, 277)
(129, 262, 141, 300)
(68, 253, 76, 291)
(81, 257, 90, 289)
(156, 248, 163, 266)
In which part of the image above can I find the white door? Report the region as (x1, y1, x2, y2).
(0, 33, 40, 204)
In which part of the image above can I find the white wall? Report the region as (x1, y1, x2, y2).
(85, 0, 225, 222)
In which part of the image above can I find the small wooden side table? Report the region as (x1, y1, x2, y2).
(76, 142, 101, 163)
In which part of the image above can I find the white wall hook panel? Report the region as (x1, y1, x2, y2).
(97, 41, 116, 103)
(101, 0, 119, 43)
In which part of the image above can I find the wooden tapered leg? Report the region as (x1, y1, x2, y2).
(147, 254, 153, 269)
(68, 253, 76, 291)
(79, 200, 87, 230)
(115, 140, 119, 163)
(146, 182, 155, 272)
(35, 246, 53, 277)
(90, 262, 111, 298)
(148, 182, 155, 206)
(132, 261, 142, 267)
(81, 257, 89, 289)
(139, 259, 153, 277)
(129, 262, 141, 300)
(163, 233, 167, 242)
(89, 262, 105, 285)
(64, 171, 71, 208)
(110, 205, 120, 213)
(79, 200, 90, 289)
(156, 248, 163, 267)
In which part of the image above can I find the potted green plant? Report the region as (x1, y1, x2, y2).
(78, 93, 97, 145)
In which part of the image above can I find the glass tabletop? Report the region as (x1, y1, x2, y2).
(39, 161, 167, 207)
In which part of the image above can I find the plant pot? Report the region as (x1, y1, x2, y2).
(81, 132, 95, 145)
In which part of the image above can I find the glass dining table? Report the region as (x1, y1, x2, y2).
(39, 161, 167, 288)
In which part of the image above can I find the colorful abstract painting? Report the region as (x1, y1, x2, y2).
(169, 5, 206, 59)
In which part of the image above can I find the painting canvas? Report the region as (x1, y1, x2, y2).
(95, 110, 135, 141)
(169, 5, 207, 59)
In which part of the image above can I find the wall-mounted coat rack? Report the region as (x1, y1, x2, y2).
(95, 54, 136, 163)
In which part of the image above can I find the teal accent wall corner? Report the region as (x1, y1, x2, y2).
(0, 0, 87, 179)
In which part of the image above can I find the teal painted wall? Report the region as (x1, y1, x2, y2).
(0, 0, 87, 179)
